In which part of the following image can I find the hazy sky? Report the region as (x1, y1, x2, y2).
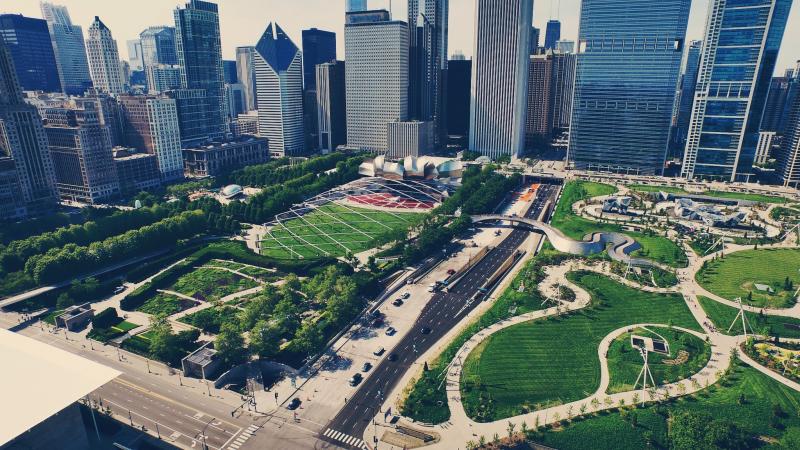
(3, 0, 799, 74)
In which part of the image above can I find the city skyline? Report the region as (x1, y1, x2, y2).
(2, 0, 799, 74)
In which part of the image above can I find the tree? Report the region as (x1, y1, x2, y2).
(507, 422, 515, 440)
(249, 320, 281, 359)
(215, 322, 247, 368)
(780, 428, 800, 449)
(669, 411, 710, 450)
(56, 292, 74, 310)
(590, 397, 600, 412)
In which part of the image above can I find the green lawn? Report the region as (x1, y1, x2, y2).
(552, 181, 687, 268)
(171, 268, 258, 302)
(459, 272, 702, 422)
(697, 296, 800, 339)
(696, 248, 800, 308)
(703, 190, 788, 204)
(535, 364, 800, 450)
(137, 293, 192, 316)
(111, 320, 140, 333)
(606, 327, 711, 394)
(260, 204, 417, 260)
(42, 308, 65, 325)
(627, 184, 688, 194)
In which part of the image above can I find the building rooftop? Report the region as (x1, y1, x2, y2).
(0, 328, 120, 446)
(184, 346, 217, 367)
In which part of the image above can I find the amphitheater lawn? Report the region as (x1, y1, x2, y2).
(535, 364, 800, 450)
(703, 190, 787, 204)
(606, 327, 711, 394)
(260, 204, 417, 259)
(697, 296, 800, 339)
(460, 272, 701, 422)
(696, 248, 800, 309)
(552, 181, 687, 268)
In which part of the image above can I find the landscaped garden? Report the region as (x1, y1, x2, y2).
(458, 272, 702, 422)
(627, 184, 788, 204)
(606, 327, 711, 394)
(697, 296, 800, 339)
(171, 267, 259, 302)
(87, 307, 140, 342)
(696, 248, 800, 308)
(531, 363, 800, 450)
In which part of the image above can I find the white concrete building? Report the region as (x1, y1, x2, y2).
(147, 98, 183, 180)
(755, 131, 776, 165)
(387, 121, 434, 160)
(86, 16, 123, 94)
(236, 46, 257, 112)
(345, 10, 409, 154)
(469, 0, 532, 160)
(254, 23, 304, 157)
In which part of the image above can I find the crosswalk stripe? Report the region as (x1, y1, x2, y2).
(323, 428, 334, 437)
(345, 436, 356, 445)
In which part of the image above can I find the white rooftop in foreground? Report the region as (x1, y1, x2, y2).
(0, 328, 120, 446)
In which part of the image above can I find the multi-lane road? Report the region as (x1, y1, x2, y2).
(321, 182, 559, 448)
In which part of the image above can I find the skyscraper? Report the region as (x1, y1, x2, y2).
(254, 23, 305, 157)
(0, 36, 58, 214)
(86, 16, 124, 94)
(544, 19, 561, 50)
(777, 88, 800, 187)
(174, 0, 226, 138)
(119, 95, 184, 180)
(526, 53, 554, 150)
(140, 26, 177, 67)
(0, 14, 61, 93)
(681, 0, 793, 181)
(446, 58, 471, 142)
(127, 39, 144, 71)
(316, 61, 347, 152)
(469, 0, 532, 159)
(301, 28, 336, 91)
(762, 76, 794, 134)
(223, 60, 238, 84)
(408, 0, 449, 147)
(568, 0, 690, 175)
(671, 40, 702, 156)
(551, 50, 576, 130)
(346, 0, 368, 12)
(345, 10, 409, 153)
(530, 27, 540, 54)
(236, 46, 257, 112)
(40, 2, 92, 96)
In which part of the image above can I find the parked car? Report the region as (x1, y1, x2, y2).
(113, 286, 125, 295)
(392, 299, 404, 307)
(400, 292, 410, 300)
(373, 347, 385, 356)
(385, 327, 396, 336)
(349, 373, 363, 386)
(362, 362, 372, 372)
(287, 398, 302, 410)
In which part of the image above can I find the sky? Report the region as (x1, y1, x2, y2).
(2, 0, 799, 75)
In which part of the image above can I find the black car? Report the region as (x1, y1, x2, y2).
(387, 353, 399, 362)
(392, 299, 404, 307)
(362, 362, 372, 372)
(286, 397, 301, 410)
(349, 373, 363, 386)
(420, 327, 432, 335)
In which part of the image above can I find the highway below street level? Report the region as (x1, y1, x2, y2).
(320, 182, 559, 449)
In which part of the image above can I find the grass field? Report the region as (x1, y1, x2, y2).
(260, 204, 418, 260)
(534, 363, 800, 450)
(697, 296, 800, 339)
(171, 267, 258, 302)
(459, 272, 702, 422)
(606, 327, 711, 394)
(627, 184, 688, 194)
(552, 181, 687, 268)
(696, 248, 800, 308)
(137, 293, 193, 316)
(627, 184, 787, 204)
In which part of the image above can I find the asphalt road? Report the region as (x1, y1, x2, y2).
(321, 182, 559, 448)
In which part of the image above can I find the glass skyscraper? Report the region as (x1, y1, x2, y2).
(568, 0, 690, 175)
(544, 19, 561, 50)
(0, 14, 61, 93)
(681, 0, 793, 181)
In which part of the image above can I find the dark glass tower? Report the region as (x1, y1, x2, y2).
(301, 28, 336, 91)
(446, 59, 471, 141)
(0, 14, 61, 93)
(544, 19, 561, 50)
(671, 39, 702, 156)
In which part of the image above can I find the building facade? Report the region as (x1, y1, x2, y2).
(387, 121, 434, 159)
(301, 28, 336, 91)
(112, 147, 162, 194)
(551, 50, 576, 130)
(235, 46, 258, 112)
(345, 10, 409, 153)
(346, 0, 369, 12)
(254, 23, 305, 157)
(671, 39, 702, 156)
(568, 0, 690, 175)
(681, 0, 793, 181)
(0, 14, 61, 93)
(469, 0, 532, 159)
(127, 39, 144, 71)
(0, 157, 25, 220)
(40, 3, 92, 96)
(316, 61, 347, 152)
(183, 136, 269, 177)
(146, 64, 182, 93)
(761, 76, 795, 134)
(140, 26, 177, 68)
(544, 19, 561, 50)
(86, 16, 123, 94)
(525, 53, 554, 150)
(119, 95, 183, 181)
(446, 58, 471, 143)
(778, 86, 800, 187)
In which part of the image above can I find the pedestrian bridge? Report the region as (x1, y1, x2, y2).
(471, 214, 660, 268)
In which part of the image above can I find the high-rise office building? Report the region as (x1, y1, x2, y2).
(127, 39, 144, 71)
(530, 27, 540, 54)
(0, 36, 58, 214)
(86, 16, 124, 94)
(387, 121, 434, 159)
(551, 50, 576, 130)
(408, 0, 449, 148)
(544, 19, 561, 50)
(43, 106, 120, 204)
(253, 23, 305, 157)
(569, 0, 690, 175)
(346, 0, 369, 12)
(681, 0, 792, 181)
(446, 58, 471, 142)
(222, 60, 237, 84)
(174, 0, 226, 138)
(226, 83, 246, 119)
(40, 2, 92, 96)
(526, 53, 554, 150)
(0, 14, 61, 93)
(236, 46, 257, 112)
(316, 61, 347, 152)
(140, 26, 177, 67)
(345, 10, 409, 153)
(469, 0, 532, 159)
(146, 64, 182, 93)
(119, 95, 184, 180)
(671, 39, 702, 156)
(301, 28, 336, 91)
(0, 157, 25, 219)
(762, 76, 794, 134)
(777, 90, 800, 187)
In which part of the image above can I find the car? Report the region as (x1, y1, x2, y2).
(400, 292, 410, 300)
(373, 347, 385, 356)
(494, 230, 502, 236)
(447, 269, 456, 275)
(349, 373, 363, 386)
(113, 286, 125, 295)
(287, 398, 301, 410)
(420, 327, 431, 335)
(387, 353, 399, 362)
(392, 299, 404, 307)
(385, 327, 396, 336)
(362, 362, 372, 372)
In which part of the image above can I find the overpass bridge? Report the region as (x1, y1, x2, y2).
(470, 214, 664, 268)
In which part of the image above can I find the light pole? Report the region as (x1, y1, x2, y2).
(201, 366, 211, 396)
